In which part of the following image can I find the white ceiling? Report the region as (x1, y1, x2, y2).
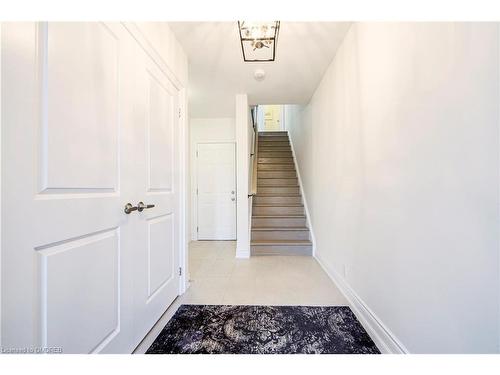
(169, 22, 351, 118)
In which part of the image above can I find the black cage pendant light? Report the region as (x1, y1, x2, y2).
(238, 21, 280, 62)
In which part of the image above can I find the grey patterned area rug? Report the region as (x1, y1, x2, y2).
(146, 305, 380, 354)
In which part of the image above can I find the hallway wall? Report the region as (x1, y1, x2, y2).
(286, 23, 500, 353)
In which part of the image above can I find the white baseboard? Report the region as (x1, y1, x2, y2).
(286, 131, 406, 353)
(287, 131, 317, 256)
(315, 253, 409, 354)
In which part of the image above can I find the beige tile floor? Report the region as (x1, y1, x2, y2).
(134, 240, 347, 353)
(185, 240, 347, 306)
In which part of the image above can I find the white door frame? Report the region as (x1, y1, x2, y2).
(280, 105, 286, 131)
(178, 88, 188, 294)
(194, 141, 237, 241)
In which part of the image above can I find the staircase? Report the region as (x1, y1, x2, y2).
(251, 131, 312, 256)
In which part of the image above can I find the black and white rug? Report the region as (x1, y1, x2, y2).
(146, 305, 380, 354)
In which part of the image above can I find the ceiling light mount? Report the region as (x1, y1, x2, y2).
(238, 21, 280, 62)
(254, 69, 266, 82)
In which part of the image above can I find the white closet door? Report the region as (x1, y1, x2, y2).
(197, 143, 236, 240)
(131, 45, 180, 344)
(1, 21, 183, 353)
(1, 22, 141, 353)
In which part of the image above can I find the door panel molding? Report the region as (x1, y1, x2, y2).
(146, 68, 174, 193)
(37, 227, 120, 353)
(38, 22, 120, 194)
(146, 213, 174, 301)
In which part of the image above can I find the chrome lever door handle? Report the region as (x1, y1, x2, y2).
(124, 203, 138, 214)
(137, 201, 155, 212)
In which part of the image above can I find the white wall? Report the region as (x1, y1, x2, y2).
(235, 94, 251, 258)
(189, 118, 235, 240)
(287, 23, 500, 353)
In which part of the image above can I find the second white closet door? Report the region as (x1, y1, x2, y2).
(197, 143, 236, 240)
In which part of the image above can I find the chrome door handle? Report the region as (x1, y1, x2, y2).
(124, 203, 138, 214)
(137, 201, 155, 212)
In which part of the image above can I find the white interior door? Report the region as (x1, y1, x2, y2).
(196, 143, 236, 240)
(1, 22, 180, 353)
(132, 45, 180, 344)
(1, 22, 136, 353)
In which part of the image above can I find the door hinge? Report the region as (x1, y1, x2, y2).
(197, 226, 199, 233)
(179, 267, 182, 276)
(196, 187, 198, 195)
(178, 108, 181, 118)
(196, 150, 198, 157)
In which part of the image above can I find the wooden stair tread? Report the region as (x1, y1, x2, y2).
(255, 193, 301, 197)
(251, 227, 309, 231)
(257, 178, 297, 181)
(252, 215, 306, 218)
(251, 240, 312, 245)
(257, 185, 300, 188)
(258, 161, 294, 163)
(252, 203, 304, 207)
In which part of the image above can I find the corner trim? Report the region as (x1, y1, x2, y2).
(287, 130, 317, 256)
(122, 22, 183, 91)
(314, 253, 409, 354)
(235, 249, 250, 259)
(497, 22, 500, 354)
(178, 87, 188, 295)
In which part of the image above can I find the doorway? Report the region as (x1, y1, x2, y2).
(256, 105, 285, 131)
(196, 142, 237, 240)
